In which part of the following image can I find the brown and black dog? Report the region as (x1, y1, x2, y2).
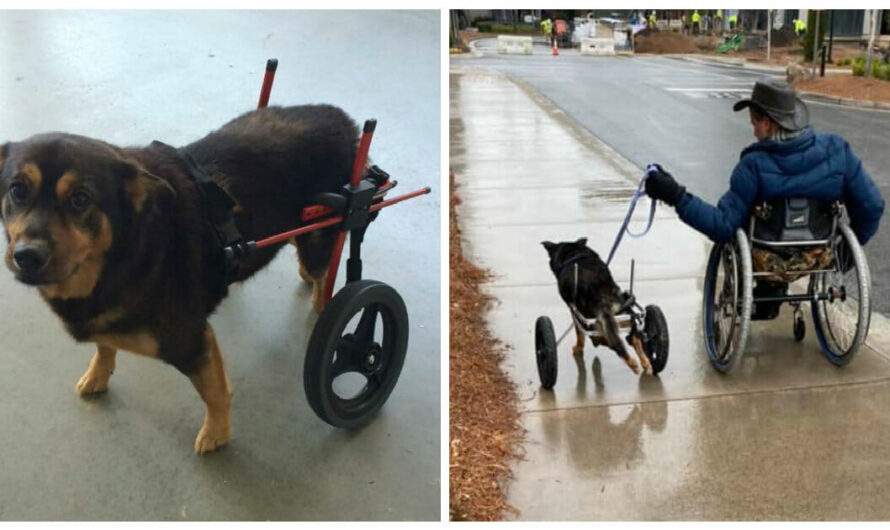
(0, 105, 360, 453)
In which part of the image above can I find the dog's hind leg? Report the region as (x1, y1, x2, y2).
(600, 310, 640, 374)
(293, 226, 339, 313)
(572, 323, 585, 357)
(630, 334, 653, 375)
(76, 343, 117, 395)
(288, 237, 314, 284)
(189, 325, 233, 455)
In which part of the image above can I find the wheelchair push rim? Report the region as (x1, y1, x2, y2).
(703, 229, 752, 373)
(810, 222, 871, 366)
(535, 316, 558, 389)
(303, 279, 409, 429)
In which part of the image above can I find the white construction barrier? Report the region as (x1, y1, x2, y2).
(496, 35, 533, 55)
(580, 37, 616, 56)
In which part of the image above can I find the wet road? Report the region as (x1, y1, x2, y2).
(462, 43, 890, 316)
(451, 64, 890, 520)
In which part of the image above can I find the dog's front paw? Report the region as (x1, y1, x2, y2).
(194, 423, 231, 455)
(75, 368, 111, 396)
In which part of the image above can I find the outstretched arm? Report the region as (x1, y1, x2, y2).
(648, 162, 758, 244)
(842, 141, 885, 245)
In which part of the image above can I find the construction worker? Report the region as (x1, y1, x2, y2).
(648, 10, 657, 30)
(728, 12, 738, 32)
(645, 79, 884, 305)
(692, 10, 701, 35)
(541, 18, 553, 45)
(794, 17, 806, 39)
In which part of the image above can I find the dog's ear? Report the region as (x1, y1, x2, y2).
(575, 237, 588, 248)
(114, 158, 174, 214)
(542, 241, 557, 255)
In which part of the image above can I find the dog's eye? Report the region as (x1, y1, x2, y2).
(8, 182, 28, 205)
(70, 191, 91, 211)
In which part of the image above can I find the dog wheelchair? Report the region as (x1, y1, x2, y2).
(702, 197, 871, 373)
(535, 260, 670, 389)
(219, 59, 431, 427)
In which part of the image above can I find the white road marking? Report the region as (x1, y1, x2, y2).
(665, 87, 751, 92)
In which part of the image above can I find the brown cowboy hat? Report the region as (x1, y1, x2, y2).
(733, 78, 809, 131)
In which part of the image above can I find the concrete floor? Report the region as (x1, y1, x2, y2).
(451, 65, 890, 520)
(460, 43, 890, 318)
(0, 11, 440, 521)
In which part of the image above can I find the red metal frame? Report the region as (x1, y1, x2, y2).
(247, 59, 430, 310)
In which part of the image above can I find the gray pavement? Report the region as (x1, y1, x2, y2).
(454, 42, 890, 317)
(451, 65, 890, 520)
(0, 10, 439, 520)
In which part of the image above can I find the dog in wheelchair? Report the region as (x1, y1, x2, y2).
(542, 238, 652, 375)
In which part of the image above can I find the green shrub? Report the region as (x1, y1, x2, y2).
(852, 62, 865, 76)
(474, 21, 536, 34)
(877, 63, 890, 81)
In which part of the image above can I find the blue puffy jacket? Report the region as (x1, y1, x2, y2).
(675, 127, 885, 245)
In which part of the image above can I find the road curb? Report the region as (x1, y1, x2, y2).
(675, 54, 849, 76)
(797, 90, 890, 111)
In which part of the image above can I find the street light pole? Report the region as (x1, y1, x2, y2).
(866, 9, 879, 77)
(767, 10, 772, 62)
(811, 10, 820, 77)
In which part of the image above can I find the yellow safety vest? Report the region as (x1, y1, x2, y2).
(716, 10, 723, 20)
(692, 11, 701, 23)
(794, 19, 806, 33)
(649, 13, 656, 24)
(541, 20, 552, 34)
(729, 14, 738, 24)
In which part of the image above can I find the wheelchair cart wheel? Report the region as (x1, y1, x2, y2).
(702, 229, 752, 373)
(304, 279, 409, 429)
(535, 316, 557, 389)
(809, 222, 871, 366)
(642, 305, 669, 375)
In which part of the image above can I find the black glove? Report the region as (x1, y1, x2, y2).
(645, 164, 686, 207)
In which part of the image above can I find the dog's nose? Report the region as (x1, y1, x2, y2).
(13, 243, 49, 273)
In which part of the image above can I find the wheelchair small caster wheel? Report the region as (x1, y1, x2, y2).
(643, 305, 669, 375)
(793, 313, 806, 342)
(535, 316, 557, 389)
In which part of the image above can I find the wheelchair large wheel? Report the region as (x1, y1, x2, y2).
(304, 279, 409, 429)
(809, 222, 871, 366)
(702, 229, 752, 373)
(535, 316, 557, 389)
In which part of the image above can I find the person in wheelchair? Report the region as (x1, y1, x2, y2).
(645, 79, 885, 318)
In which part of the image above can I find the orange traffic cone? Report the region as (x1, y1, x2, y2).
(552, 42, 559, 56)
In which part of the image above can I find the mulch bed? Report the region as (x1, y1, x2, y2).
(449, 172, 523, 521)
(795, 75, 890, 104)
(634, 30, 701, 54)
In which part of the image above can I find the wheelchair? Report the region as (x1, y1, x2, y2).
(702, 198, 871, 373)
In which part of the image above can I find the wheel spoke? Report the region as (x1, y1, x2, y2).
(354, 304, 379, 347)
(332, 337, 359, 377)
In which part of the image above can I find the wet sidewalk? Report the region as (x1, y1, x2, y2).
(450, 65, 890, 520)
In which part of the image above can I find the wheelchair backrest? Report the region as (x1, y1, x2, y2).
(749, 198, 837, 245)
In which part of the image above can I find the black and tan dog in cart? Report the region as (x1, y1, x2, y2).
(0, 60, 428, 453)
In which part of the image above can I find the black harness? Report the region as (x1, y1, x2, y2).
(149, 141, 246, 282)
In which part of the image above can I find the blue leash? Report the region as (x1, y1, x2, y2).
(605, 164, 659, 266)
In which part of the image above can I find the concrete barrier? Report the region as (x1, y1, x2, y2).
(496, 35, 533, 55)
(580, 37, 615, 56)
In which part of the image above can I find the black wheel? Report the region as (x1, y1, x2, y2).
(643, 305, 669, 375)
(535, 316, 557, 389)
(304, 279, 409, 429)
(793, 312, 806, 342)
